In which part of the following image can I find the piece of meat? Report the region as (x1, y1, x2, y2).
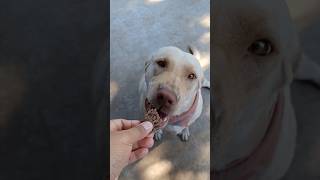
(144, 108, 166, 132)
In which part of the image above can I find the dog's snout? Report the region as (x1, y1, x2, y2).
(156, 88, 177, 107)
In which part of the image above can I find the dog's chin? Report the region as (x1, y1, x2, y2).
(145, 98, 169, 120)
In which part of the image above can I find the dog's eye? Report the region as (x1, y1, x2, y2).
(188, 73, 197, 80)
(248, 39, 273, 56)
(156, 60, 167, 68)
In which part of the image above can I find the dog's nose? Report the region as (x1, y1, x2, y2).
(156, 88, 177, 107)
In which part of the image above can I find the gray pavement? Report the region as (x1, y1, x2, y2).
(110, 0, 320, 179)
(110, 0, 210, 180)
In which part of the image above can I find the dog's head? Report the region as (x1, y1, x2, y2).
(144, 46, 204, 120)
(212, 0, 302, 166)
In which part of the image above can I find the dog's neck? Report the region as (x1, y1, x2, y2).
(212, 92, 284, 179)
(168, 91, 199, 127)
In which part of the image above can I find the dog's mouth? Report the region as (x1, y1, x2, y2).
(145, 98, 168, 120)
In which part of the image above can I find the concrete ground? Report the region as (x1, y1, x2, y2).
(110, 0, 320, 179)
(110, 0, 210, 180)
(282, 20, 320, 179)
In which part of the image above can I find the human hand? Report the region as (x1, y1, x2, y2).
(110, 119, 154, 180)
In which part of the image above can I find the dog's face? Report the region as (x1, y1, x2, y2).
(144, 46, 204, 119)
(212, 0, 302, 163)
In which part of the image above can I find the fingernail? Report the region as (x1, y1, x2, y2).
(141, 121, 153, 131)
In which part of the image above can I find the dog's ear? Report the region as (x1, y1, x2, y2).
(188, 45, 210, 89)
(187, 45, 201, 61)
(286, 0, 320, 32)
(292, 52, 303, 76)
(281, 50, 302, 86)
(144, 60, 151, 72)
(201, 77, 210, 89)
(293, 53, 320, 86)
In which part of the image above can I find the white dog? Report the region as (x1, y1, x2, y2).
(139, 46, 209, 141)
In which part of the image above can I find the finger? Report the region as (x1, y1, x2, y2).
(120, 121, 153, 144)
(128, 148, 149, 164)
(110, 119, 141, 131)
(132, 137, 154, 150)
(147, 132, 154, 138)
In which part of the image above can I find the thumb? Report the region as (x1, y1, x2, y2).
(120, 121, 153, 144)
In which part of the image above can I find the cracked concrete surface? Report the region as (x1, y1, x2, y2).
(110, 0, 210, 180)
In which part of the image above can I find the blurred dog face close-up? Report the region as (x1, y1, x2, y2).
(212, 0, 307, 179)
